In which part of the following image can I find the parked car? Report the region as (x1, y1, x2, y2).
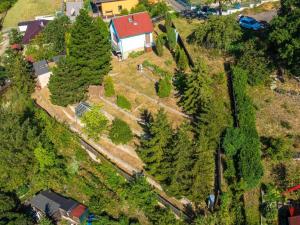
(239, 16, 262, 30)
(202, 6, 218, 15)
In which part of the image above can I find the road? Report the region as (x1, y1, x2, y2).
(167, 0, 188, 12)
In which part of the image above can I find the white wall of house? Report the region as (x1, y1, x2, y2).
(120, 33, 153, 56)
(18, 25, 28, 33)
(37, 72, 52, 88)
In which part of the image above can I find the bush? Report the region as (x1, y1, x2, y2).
(142, 60, 170, 77)
(192, 15, 241, 51)
(175, 47, 188, 71)
(104, 76, 115, 97)
(109, 118, 133, 144)
(157, 76, 171, 98)
(237, 39, 271, 86)
(116, 95, 131, 110)
(166, 26, 177, 51)
(155, 34, 165, 57)
(81, 104, 108, 140)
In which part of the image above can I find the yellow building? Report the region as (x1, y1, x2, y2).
(94, 0, 139, 17)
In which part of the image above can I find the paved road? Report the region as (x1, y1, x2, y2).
(167, 0, 188, 12)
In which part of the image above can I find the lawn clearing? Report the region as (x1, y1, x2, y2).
(248, 83, 300, 139)
(3, 0, 61, 28)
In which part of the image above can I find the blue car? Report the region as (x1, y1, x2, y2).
(239, 16, 262, 30)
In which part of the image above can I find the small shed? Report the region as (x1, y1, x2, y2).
(33, 60, 52, 88)
(75, 102, 91, 118)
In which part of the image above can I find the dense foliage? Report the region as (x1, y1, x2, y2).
(49, 9, 111, 106)
(0, 0, 16, 13)
(109, 118, 133, 144)
(155, 34, 165, 57)
(81, 104, 108, 140)
(223, 67, 263, 189)
(192, 15, 242, 51)
(236, 39, 271, 85)
(175, 47, 188, 71)
(269, 0, 300, 76)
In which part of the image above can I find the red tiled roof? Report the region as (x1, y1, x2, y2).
(22, 20, 49, 44)
(70, 204, 86, 218)
(112, 12, 153, 39)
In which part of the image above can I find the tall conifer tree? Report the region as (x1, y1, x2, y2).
(139, 109, 173, 177)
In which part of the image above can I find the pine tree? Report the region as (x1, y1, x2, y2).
(69, 9, 111, 85)
(176, 47, 188, 71)
(169, 123, 195, 197)
(48, 58, 87, 106)
(192, 135, 215, 203)
(138, 109, 173, 177)
(156, 34, 164, 57)
(180, 60, 212, 117)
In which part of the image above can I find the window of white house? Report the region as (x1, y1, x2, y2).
(118, 5, 122, 11)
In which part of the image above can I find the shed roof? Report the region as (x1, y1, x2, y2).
(21, 20, 49, 44)
(33, 60, 50, 76)
(70, 204, 87, 218)
(30, 190, 78, 216)
(289, 215, 300, 225)
(111, 12, 153, 39)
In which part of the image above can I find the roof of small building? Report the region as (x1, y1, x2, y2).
(70, 204, 87, 218)
(33, 60, 50, 76)
(111, 12, 153, 39)
(288, 215, 300, 225)
(21, 20, 49, 44)
(66, 1, 84, 20)
(30, 190, 78, 216)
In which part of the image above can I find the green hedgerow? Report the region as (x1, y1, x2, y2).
(104, 76, 115, 97)
(116, 95, 131, 110)
(109, 118, 133, 144)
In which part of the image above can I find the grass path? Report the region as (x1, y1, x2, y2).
(3, 0, 61, 28)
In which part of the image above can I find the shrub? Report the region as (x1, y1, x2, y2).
(109, 118, 133, 144)
(175, 47, 188, 71)
(142, 60, 170, 77)
(157, 76, 171, 98)
(280, 120, 292, 130)
(116, 95, 131, 110)
(155, 34, 165, 56)
(166, 26, 177, 51)
(193, 15, 242, 51)
(104, 76, 115, 97)
(81, 104, 108, 140)
(237, 39, 271, 86)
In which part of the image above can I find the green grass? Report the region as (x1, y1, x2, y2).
(3, 0, 61, 28)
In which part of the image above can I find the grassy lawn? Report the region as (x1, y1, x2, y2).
(248, 83, 300, 139)
(244, 188, 261, 225)
(3, 0, 61, 28)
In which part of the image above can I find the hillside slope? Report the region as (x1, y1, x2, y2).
(3, 0, 61, 28)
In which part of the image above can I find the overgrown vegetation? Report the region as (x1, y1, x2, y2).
(104, 76, 115, 97)
(49, 9, 111, 106)
(109, 118, 133, 144)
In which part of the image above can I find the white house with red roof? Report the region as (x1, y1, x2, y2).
(109, 12, 154, 59)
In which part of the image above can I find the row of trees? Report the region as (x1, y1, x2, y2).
(139, 60, 230, 204)
(49, 9, 111, 106)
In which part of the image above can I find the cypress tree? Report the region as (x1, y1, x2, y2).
(192, 135, 215, 203)
(49, 58, 87, 106)
(180, 60, 212, 118)
(69, 9, 111, 85)
(138, 108, 173, 177)
(169, 123, 195, 197)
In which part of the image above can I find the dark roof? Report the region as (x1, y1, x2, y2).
(21, 20, 49, 44)
(75, 102, 91, 117)
(30, 190, 78, 215)
(33, 60, 50, 76)
(18, 20, 33, 26)
(111, 12, 153, 39)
